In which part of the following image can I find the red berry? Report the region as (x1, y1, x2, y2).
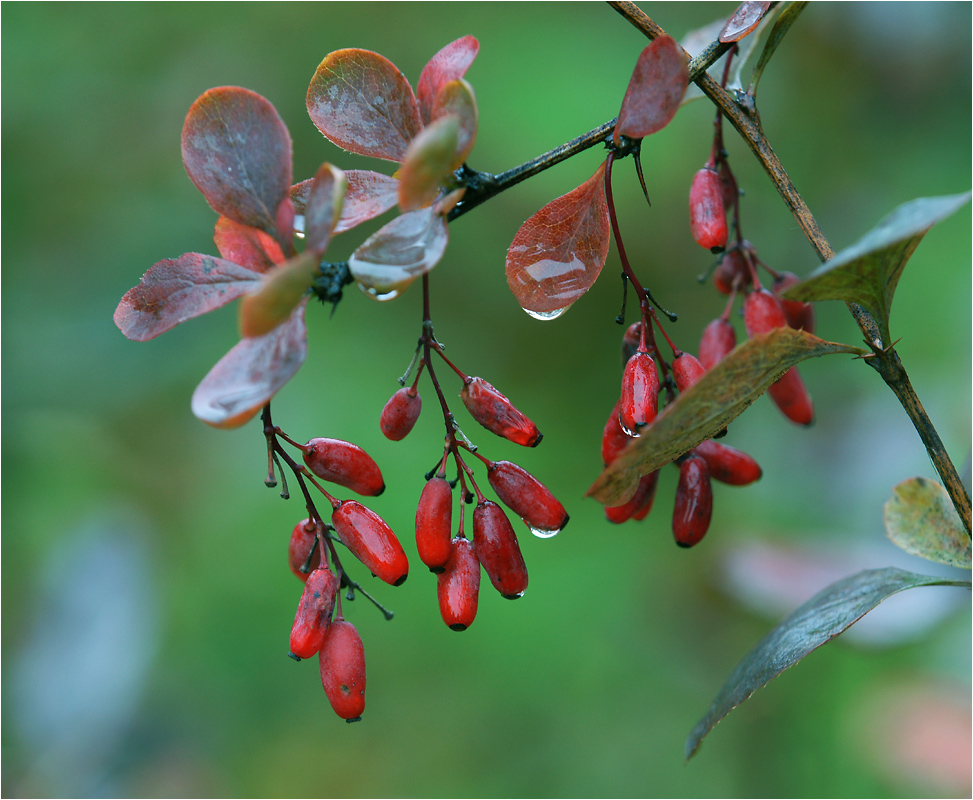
(288, 518, 321, 581)
(289, 567, 340, 659)
(605, 470, 660, 524)
(713, 249, 750, 295)
(303, 438, 385, 497)
(743, 287, 788, 338)
(619, 352, 659, 436)
(692, 440, 762, 485)
(380, 386, 422, 441)
(768, 367, 814, 426)
(699, 317, 736, 370)
(718, 159, 739, 213)
(602, 400, 633, 467)
(487, 460, 569, 534)
(318, 619, 366, 721)
(461, 377, 542, 448)
(672, 454, 713, 548)
(437, 537, 480, 631)
(415, 476, 453, 572)
(472, 500, 528, 599)
(331, 500, 409, 586)
(689, 167, 728, 252)
(672, 351, 707, 393)
(773, 272, 815, 333)
(622, 321, 641, 364)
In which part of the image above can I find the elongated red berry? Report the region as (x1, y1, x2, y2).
(332, 500, 409, 586)
(318, 619, 366, 721)
(437, 537, 480, 631)
(772, 272, 815, 333)
(289, 518, 321, 581)
(289, 566, 340, 659)
(672, 455, 713, 548)
(487, 460, 568, 534)
(303, 438, 385, 497)
(689, 166, 728, 252)
(472, 500, 528, 599)
(743, 287, 788, 337)
(461, 377, 542, 447)
(415, 476, 453, 572)
(768, 367, 814, 426)
(713, 249, 750, 295)
(380, 386, 422, 441)
(619, 352, 659, 436)
(602, 401, 633, 467)
(692, 440, 762, 485)
(672, 351, 707, 393)
(605, 470, 660, 524)
(699, 317, 736, 370)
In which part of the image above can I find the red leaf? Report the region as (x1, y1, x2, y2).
(114, 254, 262, 341)
(213, 217, 285, 272)
(505, 162, 610, 318)
(431, 78, 478, 167)
(614, 36, 689, 143)
(719, 1, 773, 43)
(181, 87, 292, 237)
(191, 299, 308, 428)
(416, 35, 479, 125)
(303, 163, 346, 254)
(397, 116, 460, 212)
(292, 170, 399, 234)
(307, 49, 421, 163)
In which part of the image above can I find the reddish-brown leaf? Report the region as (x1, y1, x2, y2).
(431, 78, 478, 167)
(397, 116, 460, 212)
(181, 87, 292, 236)
(303, 163, 347, 254)
(191, 299, 308, 428)
(213, 217, 285, 272)
(292, 170, 399, 235)
(307, 49, 421, 163)
(614, 36, 689, 143)
(114, 254, 262, 341)
(505, 162, 610, 318)
(719, 1, 773, 43)
(416, 35, 479, 125)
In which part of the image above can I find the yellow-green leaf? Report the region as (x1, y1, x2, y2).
(239, 251, 318, 338)
(884, 477, 971, 568)
(397, 116, 460, 212)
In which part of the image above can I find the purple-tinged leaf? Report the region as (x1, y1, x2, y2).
(685, 567, 971, 760)
(884, 478, 971, 569)
(348, 207, 449, 300)
(292, 170, 399, 234)
(181, 87, 292, 237)
(114, 254, 263, 341)
(719, 1, 772, 42)
(307, 49, 422, 163)
(505, 162, 610, 319)
(614, 36, 689, 144)
(192, 299, 308, 428)
(431, 78, 478, 167)
(303, 163, 347, 254)
(239, 252, 319, 339)
(417, 35, 479, 125)
(213, 216, 285, 272)
(397, 116, 461, 212)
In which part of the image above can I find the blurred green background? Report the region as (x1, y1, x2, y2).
(3, 3, 970, 797)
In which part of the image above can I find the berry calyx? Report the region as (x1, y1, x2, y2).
(289, 566, 340, 659)
(486, 460, 569, 535)
(415, 475, 453, 572)
(460, 376, 542, 447)
(288, 518, 322, 581)
(380, 386, 422, 441)
(472, 500, 528, 599)
(689, 166, 728, 253)
(302, 438, 386, 497)
(331, 500, 409, 586)
(619, 351, 659, 436)
(672, 454, 713, 548)
(437, 536, 480, 631)
(318, 619, 366, 721)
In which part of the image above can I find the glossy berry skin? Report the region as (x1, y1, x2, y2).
(693, 440, 762, 486)
(380, 387, 422, 441)
(768, 367, 814, 426)
(288, 518, 321, 582)
(472, 500, 528, 599)
(619, 352, 659, 436)
(672, 351, 707, 393)
(621, 322, 641, 364)
(743, 287, 788, 338)
(461, 377, 542, 447)
(605, 470, 659, 524)
(487, 460, 569, 534)
(713, 249, 751, 295)
(303, 438, 385, 497)
(602, 401, 633, 467)
(318, 619, 366, 721)
(437, 537, 480, 631)
(672, 455, 713, 548)
(689, 167, 728, 252)
(699, 317, 737, 370)
(415, 476, 453, 572)
(332, 500, 409, 586)
(773, 272, 815, 333)
(289, 567, 340, 659)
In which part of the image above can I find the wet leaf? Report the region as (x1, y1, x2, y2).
(181, 87, 292, 236)
(719, 1, 773, 42)
(505, 162, 610, 318)
(239, 251, 319, 338)
(213, 217, 285, 272)
(416, 35, 479, 125)
(192, 299, 308, 428)
(783, 192, 971, 346)
(614, 36, 689, 143)
(307, 48, 422, 163)
(114, 254, 263, 341)
(302, 163, 347, 254)
(397, 116, 461, 212)
(348, 207, 449, 300)
(588, 328, 865, 506)
(884, 478, 971, 569)
(686, 567, 971, 760)
(431, 78, 478, 166)
(292, 170, 399, 235)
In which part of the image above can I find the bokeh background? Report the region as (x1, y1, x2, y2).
(3, 3, 971, 797)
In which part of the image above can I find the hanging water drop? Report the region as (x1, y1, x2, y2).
(524, 306, 569, 322)
(528, 524, 559, 539)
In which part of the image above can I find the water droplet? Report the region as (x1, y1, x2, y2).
(357, 283, 400, 302)
(528, 524, 559, 539)
(619, 421, 642, 438)
(293, 214, 306, 239)
(524, 306, 569, 321)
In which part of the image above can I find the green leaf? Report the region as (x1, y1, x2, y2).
(238, 251, 319, 338)
(431, 78, 478, 167)
(784, 192, 971, 346)
(397, 116, 461, 212)
(587, 328, 865, 506)
(302, 163, 347, 255)
(884, 477, 971, 569)
(686, 567, 971, 761)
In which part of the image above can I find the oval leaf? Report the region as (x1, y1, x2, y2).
(213, 217, 285, 272)
(292, 170, 399, 235)
(884, 477, 971, 569)
(239, 252, 319, 338)
(115, 254, 263, 341)
(588, 328, 865, 506)
(192, 300, 308, 428)
(416, 35, 479, 125)
(348, 207, 449, 300)
(505, 162, 610, 317)
(303, 163, 347, 254)
(719, 1, 773, 43)
(307, 49, 421, 163)
(397, 116, 461, 212)
(614, 36, 689, 143)
(686, 567, 971, 760)
(181, 87, 292, 236)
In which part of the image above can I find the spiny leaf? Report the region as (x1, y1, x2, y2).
(302, 163, 347, 255)
(505, 162, 610, 319)
(307, 49, 422, 163)
(614, 35, 689, 143)
(685, 567, 971, 761)
(213, 217, 285, 272)
(181, 87, 292, 236)
(239, 252, 319, 338)
(783, 192, 971, 346)
(719, 1, 773, 42)
(292, 170, 399, 235)
(192, 299, 308, 428)
(114, 254, 263, 341)
(884, 477, 971, 569)
(588, 328, 865, 506)
(417, 35, 479, 126)
(431, 78, 478, 167)
(397, 116, 461, 212)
